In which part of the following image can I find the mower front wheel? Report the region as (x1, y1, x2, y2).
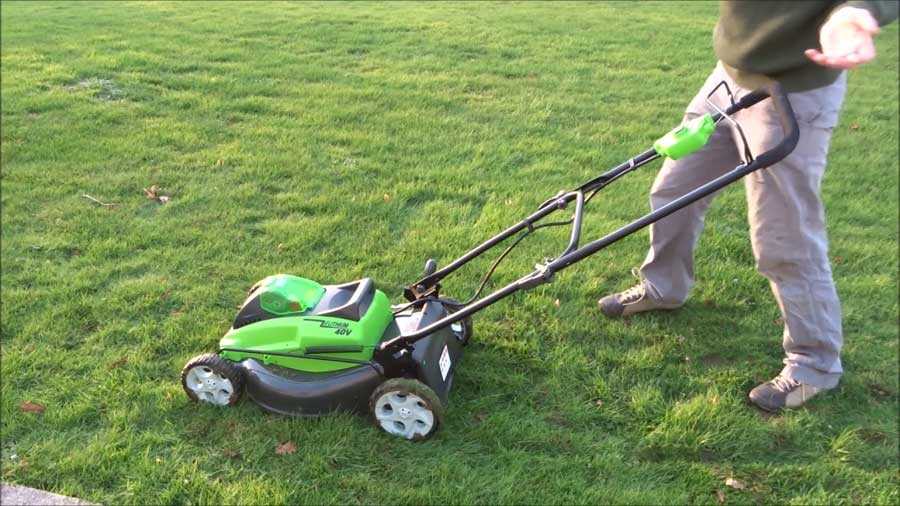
(370, 378, 444, 441)
(181, 353, 244, 407)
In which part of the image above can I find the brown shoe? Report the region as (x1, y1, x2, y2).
(598, 283, 680, 318)
(749, 374, 826, 412)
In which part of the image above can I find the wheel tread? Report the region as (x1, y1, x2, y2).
(181, 353, 245, 406)
(369, 378, 445, 441)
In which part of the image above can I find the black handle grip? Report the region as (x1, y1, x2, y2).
(724, 82, 800, 169)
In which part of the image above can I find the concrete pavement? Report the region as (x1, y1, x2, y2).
(1, 483, 95, 505)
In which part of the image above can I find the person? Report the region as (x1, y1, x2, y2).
(597, 1, 898, 411)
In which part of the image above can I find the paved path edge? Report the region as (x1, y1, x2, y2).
(1, 483, 96, 506)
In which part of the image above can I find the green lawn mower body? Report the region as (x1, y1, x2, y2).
(182, 82, 799, 440)
(182, 273, 467, 438)
(223, 275, 393, 375)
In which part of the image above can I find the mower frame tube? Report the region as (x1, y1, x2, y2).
(406, 150, 661, 301)
(551, 85, 798, 271)
(383, 83, 798, 353)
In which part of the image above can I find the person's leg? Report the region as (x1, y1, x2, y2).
(740, 74, 848, 409)
(638, 128, 741, 305)
(600, 64, 741, 317)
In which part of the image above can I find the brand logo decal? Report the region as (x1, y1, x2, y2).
(305, 319, 352, 335)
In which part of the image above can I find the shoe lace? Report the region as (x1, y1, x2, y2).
(620, 284, 646, 304)
(770, 374, 800, 393)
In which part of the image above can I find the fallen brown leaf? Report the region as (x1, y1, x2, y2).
(383, 193, 391, 202)
(867, 383, 892, 398)
(144, 185, 170, 204)
(108, 356, 128, 370)
(716, 489, 726, 504)
(849, 122, 860, 131)
(223, 448, 242, 460)
(20, 401, 45, 414)
(553, 298, 560, 308)
(594, 398, 604, 408)
(275, 441, 297, 455)
(725, 477, 746, 490)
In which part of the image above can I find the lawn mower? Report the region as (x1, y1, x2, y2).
(182, 82, 798, 440)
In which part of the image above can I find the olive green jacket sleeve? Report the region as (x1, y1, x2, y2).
(842, 1, 899, 25)
(715, 0, 897, 92)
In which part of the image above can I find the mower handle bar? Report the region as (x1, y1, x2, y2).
(383, 82, 798, 352)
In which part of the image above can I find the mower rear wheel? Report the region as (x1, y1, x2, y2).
(181, 353, 244, 406)
(370, 378, 444, 441)
(443, 298, 473, 346)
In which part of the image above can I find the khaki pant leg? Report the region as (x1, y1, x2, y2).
(738, 74, 847, 389)
(640, 64, 742, 304)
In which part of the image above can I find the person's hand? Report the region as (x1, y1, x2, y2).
(805, 6, 880, 69)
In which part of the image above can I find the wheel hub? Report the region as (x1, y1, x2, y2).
(374, 391, 435, 439)
(185, 366, 234, 406)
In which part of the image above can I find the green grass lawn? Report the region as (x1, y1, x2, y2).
(2, 1, 897, 504)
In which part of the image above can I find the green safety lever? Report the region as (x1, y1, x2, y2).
(653, 113, 715, 160)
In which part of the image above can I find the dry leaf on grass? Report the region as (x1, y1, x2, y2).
(144, 184, 170, 204)
(725, 477, 746, 490)
(275, 441, 297, 455)
(20, 401, 45, 414)
(716, 489, 726, 503)
(108, 356, 129, 370)
(553, 298, 560, 307)
(223, 448, 242, 460)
